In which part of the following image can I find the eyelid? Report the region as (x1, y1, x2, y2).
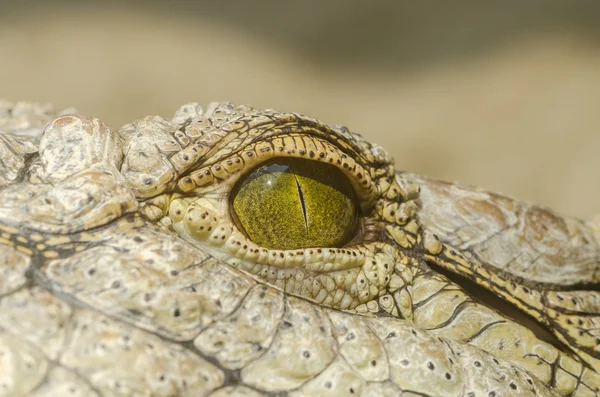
(175, 134, 378, 207)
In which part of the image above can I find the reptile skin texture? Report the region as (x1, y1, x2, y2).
(1, 100, 600, 397)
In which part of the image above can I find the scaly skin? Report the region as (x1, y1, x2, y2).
(0, 100, 599, 396)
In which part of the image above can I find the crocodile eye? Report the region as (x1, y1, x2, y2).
(230, 157, 358, 250)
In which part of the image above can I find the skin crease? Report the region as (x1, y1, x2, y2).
(0, 100, 599, 396)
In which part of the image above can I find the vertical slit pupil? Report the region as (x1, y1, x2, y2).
(294, 174, 309, 232)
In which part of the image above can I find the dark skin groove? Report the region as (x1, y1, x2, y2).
(426, 259, 571, 354)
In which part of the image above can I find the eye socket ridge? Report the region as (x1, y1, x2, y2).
(229, 157, 364, 251)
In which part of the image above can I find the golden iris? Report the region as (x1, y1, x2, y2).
(230, 157, 358, 250)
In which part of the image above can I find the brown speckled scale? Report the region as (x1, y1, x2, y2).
(1, 99, 599, 396)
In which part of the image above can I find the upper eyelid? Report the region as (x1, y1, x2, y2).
(175, 134, 378, 207)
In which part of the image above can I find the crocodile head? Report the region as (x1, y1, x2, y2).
(1, 101, 599, 396)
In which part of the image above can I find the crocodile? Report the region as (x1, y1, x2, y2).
(1, 100, 600, 397)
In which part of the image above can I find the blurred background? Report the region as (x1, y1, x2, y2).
(1, 1, 598, 218)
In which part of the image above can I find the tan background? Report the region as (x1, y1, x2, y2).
(1, 1, 598, 218)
